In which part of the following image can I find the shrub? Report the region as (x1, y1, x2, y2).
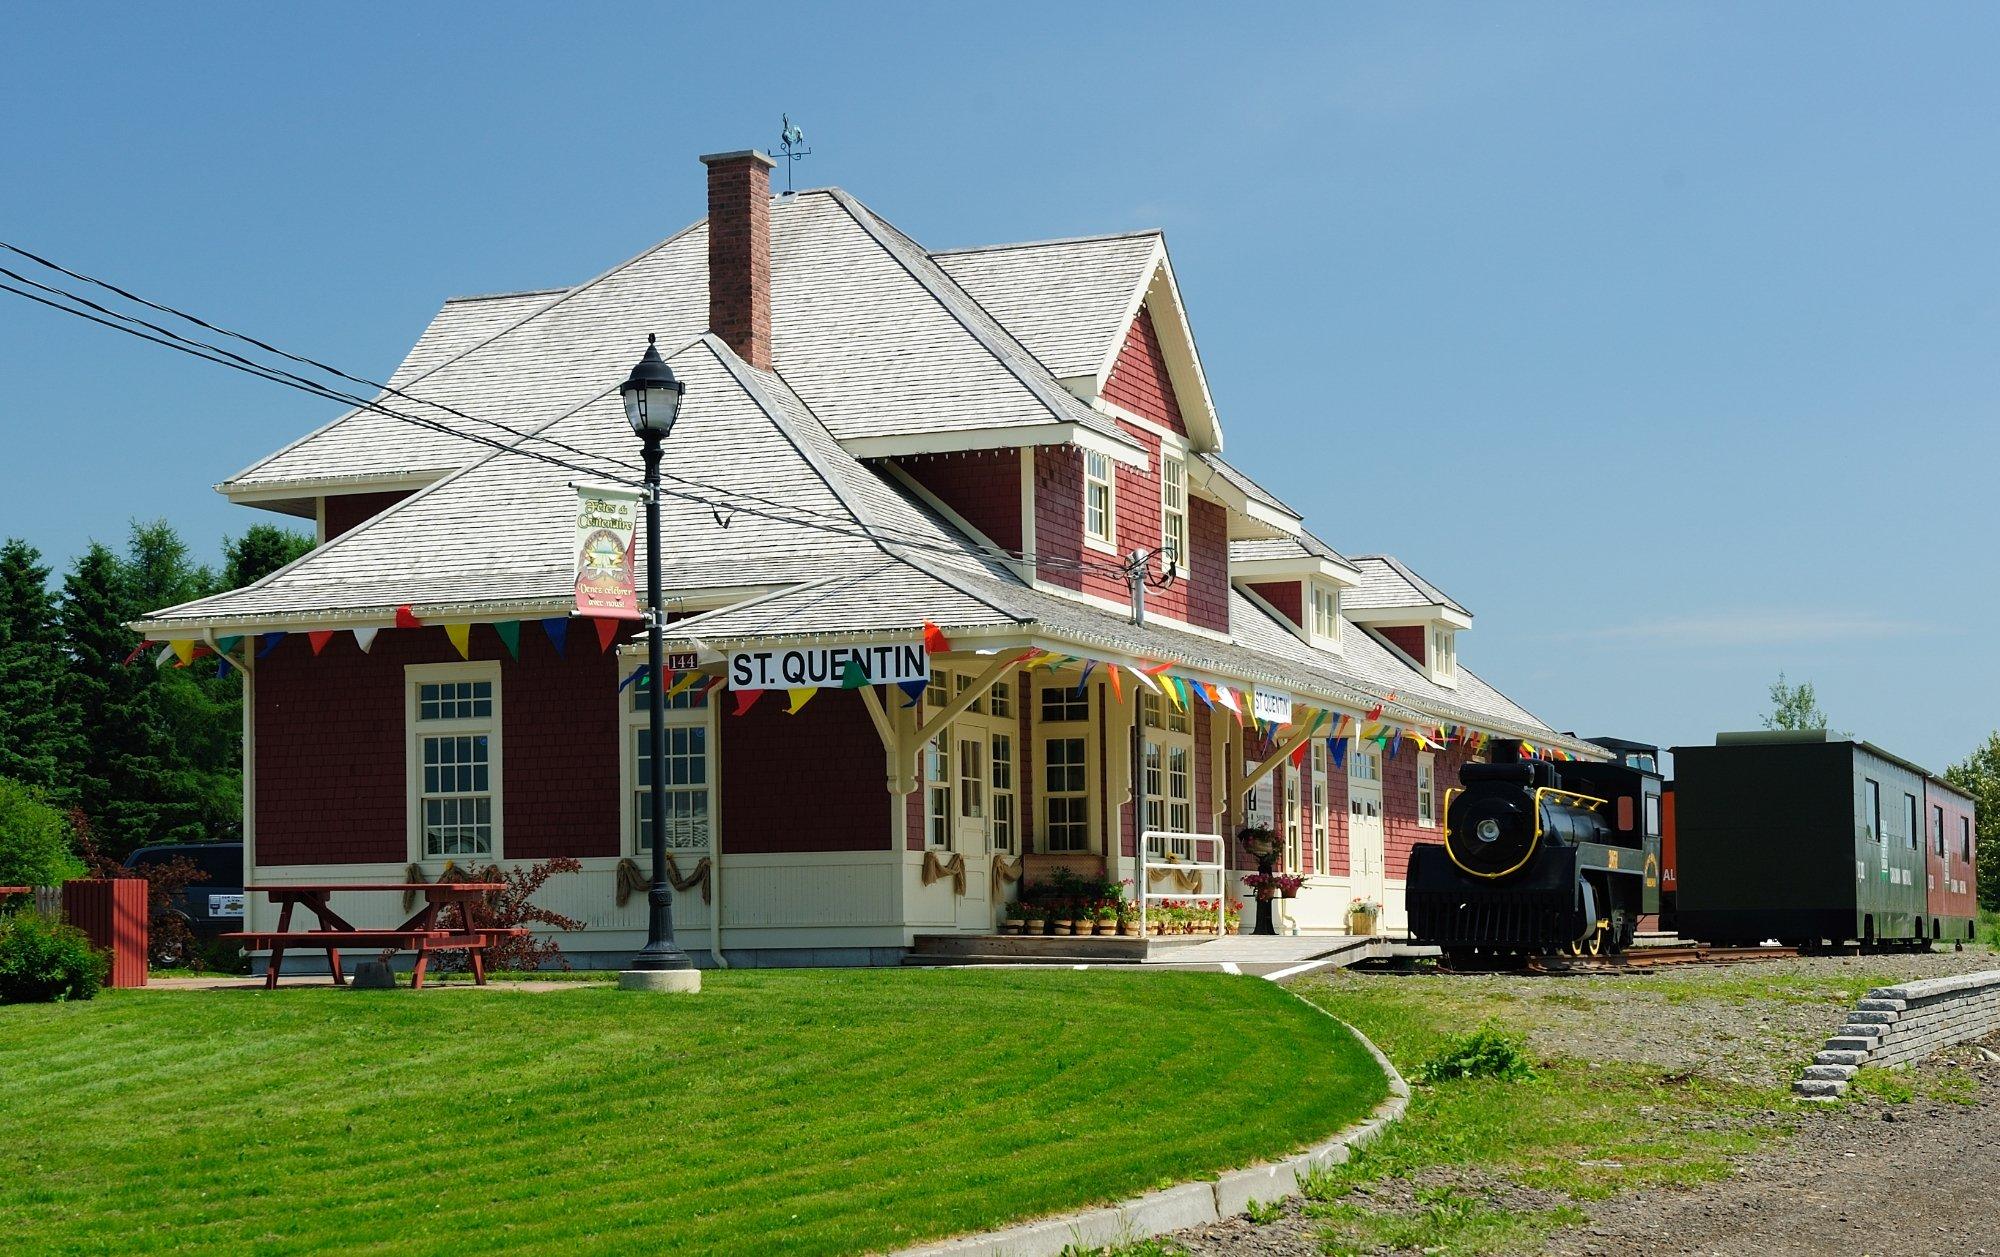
(0, 777, 84, 888)
(431, 858, 586, 972)
(0, 909, 108, 1003)
(1418, 1025, 1537, 1084)
(74, 812, 208, 969)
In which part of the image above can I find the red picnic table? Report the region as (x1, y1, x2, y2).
(222, 884, 524, 990)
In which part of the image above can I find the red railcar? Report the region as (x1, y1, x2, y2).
(1924, 778, 1979, 944)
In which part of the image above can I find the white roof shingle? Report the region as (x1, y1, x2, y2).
(931, 231, 1161, 380)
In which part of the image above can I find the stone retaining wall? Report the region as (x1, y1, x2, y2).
(1795, 968, 2000, 1098)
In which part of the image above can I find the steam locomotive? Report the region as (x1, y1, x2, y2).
(1407, 731, 1980, 959)
(1406, 738, 1663, 961)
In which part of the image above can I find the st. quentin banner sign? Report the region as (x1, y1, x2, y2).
(573, 483, 643, 619)
(1252, 686, 1294, 725)
(729, 643, 929, 691)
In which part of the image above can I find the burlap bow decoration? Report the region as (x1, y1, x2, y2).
(921, 850, 968, 896)
(990, 853, 1024, 902)
(1146, 853, 1205, 893)
(616, 855, 712, 905)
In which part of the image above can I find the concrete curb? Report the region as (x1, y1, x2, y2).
(894, 992, 1410, 1256)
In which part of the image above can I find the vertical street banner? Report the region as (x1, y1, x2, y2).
(573, 483, 644, 619)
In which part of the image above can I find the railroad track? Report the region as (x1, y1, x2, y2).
(1527, 944, 1800, 973)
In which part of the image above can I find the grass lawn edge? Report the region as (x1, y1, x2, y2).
(895, 981, 1410, 1257)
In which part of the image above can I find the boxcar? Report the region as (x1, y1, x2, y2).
(1670, 731, 1958, 948)
(1924, 777, 1979, 944)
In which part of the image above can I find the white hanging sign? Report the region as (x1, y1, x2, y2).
(572, 483, 643, 619)
(1252, 686, 1294, 725)
(728, 643, 930, 691)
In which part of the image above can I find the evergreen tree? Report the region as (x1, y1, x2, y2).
(58, 540, 206, 854)
(222, 525, 313, 591)
(0, 540, 72, 790)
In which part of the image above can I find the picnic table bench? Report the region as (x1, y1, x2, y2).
(222, 883, 526, 990)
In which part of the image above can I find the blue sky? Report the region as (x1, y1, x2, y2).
(2, 3, 1993, 770)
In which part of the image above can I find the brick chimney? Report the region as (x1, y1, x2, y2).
(699, 149, 777, 370)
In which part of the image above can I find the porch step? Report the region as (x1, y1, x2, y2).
(906, 933, 1147, 963)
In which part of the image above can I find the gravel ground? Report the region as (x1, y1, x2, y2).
(1162, 950, 2000, 1257)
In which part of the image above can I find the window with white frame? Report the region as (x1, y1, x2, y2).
(988, 680, 1013, 719)
(1283, 767, 1301, 872)
(1084, 449, 1114, 545)
(925, 733, 954, 850)
(1161, 454, 1187, 571)
(409, 664, 500, 859)
(1430, 625, 1456, 682)
(1350, 743, 1380, 783)
(1417, 752, 1437, 827)
(1042, 736, 1090, 852)
(1310, 741, 1329, 872)
(624, 671, 712, 854)
(990, 732, 1016, 853)
(1310, 582, 1341, 647)
(1140, 690, 1195, 853)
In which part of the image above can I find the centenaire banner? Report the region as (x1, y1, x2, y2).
(729, 644, 929, 691)
(573, 483, 643, 619)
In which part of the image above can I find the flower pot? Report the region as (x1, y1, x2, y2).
(1226, 922, 1241, 935)
(1061, 919, 1081, 936)
(1347, 911, 1378, 936)
(1092, 919, 1111, 935)
(1279, 887, 1299, 900)
(1003, 917, 1026, 935)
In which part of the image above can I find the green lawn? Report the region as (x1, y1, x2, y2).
(0, 969, 1384, 1255)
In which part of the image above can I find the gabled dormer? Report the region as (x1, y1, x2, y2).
(1345, 555, 1472, 687)
(1230, 532, 1363, 653)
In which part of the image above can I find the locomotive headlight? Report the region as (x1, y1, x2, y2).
(1475, 818, 1501, 843)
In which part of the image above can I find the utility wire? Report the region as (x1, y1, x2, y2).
(0, 248, 1134, 578)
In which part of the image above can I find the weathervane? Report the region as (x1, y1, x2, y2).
(777, 114, 811, 194)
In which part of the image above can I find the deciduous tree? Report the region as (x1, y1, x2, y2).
(1943, 734, 2000, 913)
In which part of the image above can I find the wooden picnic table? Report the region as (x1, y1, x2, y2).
(223, 883, 523, 990)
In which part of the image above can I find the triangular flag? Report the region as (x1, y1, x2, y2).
(665, 670, 701, 700)
(119, 642, 150, 666)
(898, 678, 928, 708)
(215, 657, 231, 679)
(593, 617, 620, 653)
(395, 605, 422, 630)
(619, 664, 650, 693)
(352, 626, 380, 653)
(1388, 729, 1403, 759)
(257, 631, 286, 659)
(1129, 667, 1161, 693)
(540, 618, 569, 657)
(732, 688, 765, 717)
(785, 687, 817, 714)
(154, 644, 175, 668)
(922, 621, 951, 654)
(494, 621, 522, 660)
(1141, 661, 1175, 676)
(838, 658, 868, 689)
(1214, 685, 1241, 716)
(170, 639, 196, 667)
(1330, 737, 1348, 769)
(308, 630, 335, 656)
(1290, 740, 1308, 768)
(217, 635, 242, 656)
(1189, 680, 1213, 709)
(1106, 664, 1123, 702)
(444, 623, 472, 659)
(1365, 702, 1384, 721)
(1161, 677, 1185, 710)
(1072, 661, 1095, 696)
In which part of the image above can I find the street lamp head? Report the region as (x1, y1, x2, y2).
(620, 334, 685, 440)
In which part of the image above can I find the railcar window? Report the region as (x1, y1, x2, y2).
(1963, 816, 1973, 859)
(1935, 805, 1946, 857)
(1864, 780, 1881, 843)
(1904, 794, 1919, 851)
(1644, 795, 1661, 838)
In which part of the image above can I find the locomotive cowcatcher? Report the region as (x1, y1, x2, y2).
(1408, 738, 1664, 959)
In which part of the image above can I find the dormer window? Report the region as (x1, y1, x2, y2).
(1160, 454, 1187, 571)
(1309, 581, 1342, 648)
(1430, 624, 1456, 683)
(1084, 449, 1114, 546)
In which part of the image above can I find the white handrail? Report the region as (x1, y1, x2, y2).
(1137, 830, 1228, 937)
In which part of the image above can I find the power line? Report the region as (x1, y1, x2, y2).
(0, 245, 1136, 580)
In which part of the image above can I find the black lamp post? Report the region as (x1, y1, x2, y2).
(620, 334, 695, 975)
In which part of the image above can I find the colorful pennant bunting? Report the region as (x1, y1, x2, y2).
(619, 664, 650, 693)
(732, 688, 764, 717)
(494, 621, 522, 660)
(785, 687, 817, 715)
(922, 621, 951, 654)
(352, 626, 380, 653)
(898, 677, 928, 708)
(257, 632, 286, 659)
(1329, 736, 1348, 769)
(442, 624, 471, 659)
(395, 605, 422, 630)
(838, 658, 869, 689)
(120, 642, 150, 666)
(170, 639, 196, 667)
(1106, 664, 1124, 702)
(308, 630, 336, 656)
(593, 617, 620, 653)
(1073, 661, 1095, 696)
(664, 670, 701, 700)
(216, 635, 242, 656)
(539, 617, 569, 657)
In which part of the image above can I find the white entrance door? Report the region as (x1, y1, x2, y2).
(1348, 745, 1385, 926)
